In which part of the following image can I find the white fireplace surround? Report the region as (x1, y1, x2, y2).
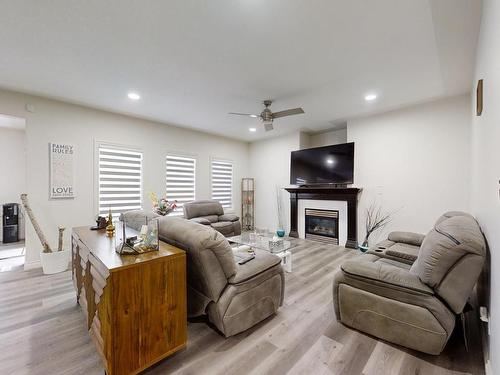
(297, 200, 348, 246)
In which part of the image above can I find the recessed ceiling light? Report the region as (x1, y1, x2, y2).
(364, 93, 377, 101)
(326, 158, 334, 164)
(249, 127, 257, 132)
(127, 92, 141, 100)
(249, 115, 259, 118)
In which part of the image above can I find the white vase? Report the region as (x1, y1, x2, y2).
(40, 250, 70, 275)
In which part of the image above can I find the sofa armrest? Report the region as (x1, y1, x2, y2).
(229, 250, 282, 284)
(219, 214, 239, 222)
(387, 231, 425, 247)
(340, 260, 433, 295)
(189, 217, 211, 225)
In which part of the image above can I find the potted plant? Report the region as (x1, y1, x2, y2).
(359, 202, 393, 252)
(20, 194, 69, 274)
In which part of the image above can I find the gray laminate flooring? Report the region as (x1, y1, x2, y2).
(0, 239, 485, 375)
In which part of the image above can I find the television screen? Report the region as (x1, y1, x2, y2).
(290, 142, 354, 185)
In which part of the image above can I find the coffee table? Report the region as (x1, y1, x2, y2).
(227, 233, 295, 272)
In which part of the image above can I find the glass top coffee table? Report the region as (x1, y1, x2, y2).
(227, 233, 295, 272)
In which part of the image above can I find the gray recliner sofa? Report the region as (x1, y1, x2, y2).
(183, 200, 241, 237)
(158, 216, 284, 337)
(333, 211, 486, 355)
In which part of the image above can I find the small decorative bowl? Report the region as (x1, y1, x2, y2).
(276, 229, 285, 238)
(358, 245, 369, 253)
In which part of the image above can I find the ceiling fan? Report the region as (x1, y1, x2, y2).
(229, 100, 305, 131)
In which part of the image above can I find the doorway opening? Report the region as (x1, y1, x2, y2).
(0, 113, 26, 271)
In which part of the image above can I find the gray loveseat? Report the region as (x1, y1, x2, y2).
(333, 211, 486, 355)
(158, 216, 284, 337)
(184, 200, 241, 237)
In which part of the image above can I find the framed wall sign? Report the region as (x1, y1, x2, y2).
(49, 143, 75, 198)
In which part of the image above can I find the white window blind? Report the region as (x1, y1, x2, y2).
(98, 146, 142, 217)
(211, 159, 233, 209)
(166, 154, 196, 215)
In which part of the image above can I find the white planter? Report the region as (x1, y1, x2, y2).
(40, 250, 70, 275)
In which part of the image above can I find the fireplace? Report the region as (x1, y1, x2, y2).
(305, 208, 339, 245)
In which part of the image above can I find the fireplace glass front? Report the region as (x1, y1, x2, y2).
(304, 208, 339, 245)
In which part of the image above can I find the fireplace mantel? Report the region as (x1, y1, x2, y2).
(284, 186, 362, 248)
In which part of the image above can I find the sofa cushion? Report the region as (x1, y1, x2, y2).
(434, 211, 474, 226)
(376, 258, 412, 270)
(385, 243, 420, 263)
(184, 200, 224, 219)
(341, 260, 434, 295)
(211, 221, 235, 236)
(410, 215, 485, 287)
(333, 255, 455, 340)
(157, 216, 237, 280)
(388, 231, 425, 247)
(230, 249, 282, 284)
(219, 214, 239, 222)
(368, 240, 419, 265)
(199, 215, 219, 223)
(190, 217, 211, 225)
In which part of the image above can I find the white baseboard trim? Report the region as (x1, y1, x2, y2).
(24, 260, 41, 270)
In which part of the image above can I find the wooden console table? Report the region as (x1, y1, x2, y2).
(71, 226, 187, 375)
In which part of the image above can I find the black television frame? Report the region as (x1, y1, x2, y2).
(290, 142, 355, 186)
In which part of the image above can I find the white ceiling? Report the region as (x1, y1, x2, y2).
(0, 114, 25, 130)
(0, 0, 481, 141)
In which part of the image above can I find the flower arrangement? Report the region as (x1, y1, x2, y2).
(148, 192, 178, 216)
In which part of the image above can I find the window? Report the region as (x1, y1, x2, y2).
(98, 145, 142, 217)
(166, 154, 196, 215)
(211, 159, 233, 209)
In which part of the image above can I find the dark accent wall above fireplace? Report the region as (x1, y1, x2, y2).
(284, 186, 362, 248)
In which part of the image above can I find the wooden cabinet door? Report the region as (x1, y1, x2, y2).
(111, 254, 187, 374)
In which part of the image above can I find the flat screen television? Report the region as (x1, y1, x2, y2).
(290, 142, 354, 185)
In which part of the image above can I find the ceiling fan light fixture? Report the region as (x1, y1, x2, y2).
(229, 99, 304, 132)
(264, 121, 274, 132)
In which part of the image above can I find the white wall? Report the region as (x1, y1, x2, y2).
(309, 128, 347, 148)
(0, 127, 26, 204)
(348, 95, 471, 243)
(471, 0, 500, 372)
(0, 89, 249, 267)
(0, 127, 26, 242)
(249, 132, 301, 233)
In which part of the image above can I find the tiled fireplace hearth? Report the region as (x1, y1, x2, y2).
(305, 208, 339, 245)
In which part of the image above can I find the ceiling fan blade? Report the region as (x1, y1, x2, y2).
(264, 122, 274, 132)
(228, 112, 260, 118)
(272, 108, 305, 119)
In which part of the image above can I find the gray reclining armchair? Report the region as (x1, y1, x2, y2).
(158, 216, 284, 337)
(183, 200, 241, 237)
(333, 211, 486, 355)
